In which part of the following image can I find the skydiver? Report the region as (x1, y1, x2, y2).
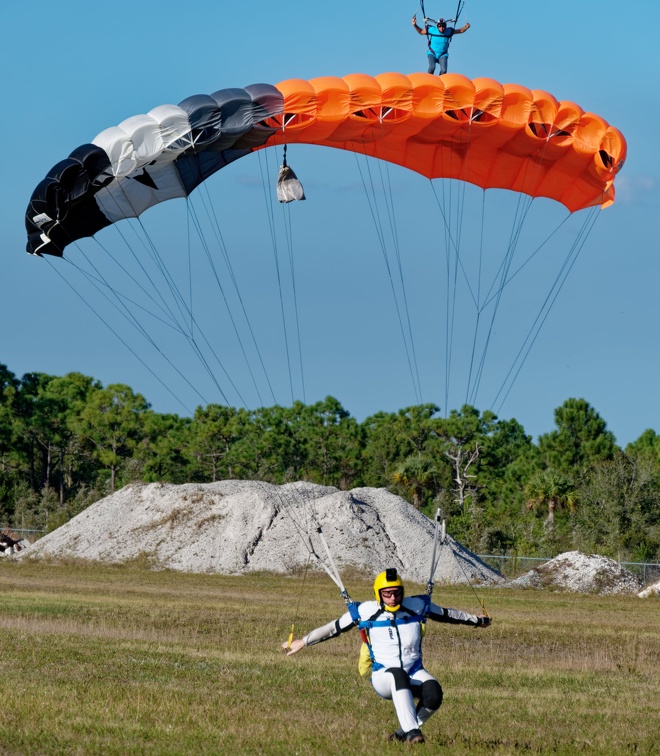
(412, 15, 471, 75)
(282, 568, 491, 745)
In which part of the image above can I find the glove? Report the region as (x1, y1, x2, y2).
(477, 616, 491, 628)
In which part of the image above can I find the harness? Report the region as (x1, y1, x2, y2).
(425, 25, 452, 59)
(348, 596, 431, 676)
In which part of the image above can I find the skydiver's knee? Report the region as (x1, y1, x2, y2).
(421, 680, 443, 710)
(387, 668, 412, 692)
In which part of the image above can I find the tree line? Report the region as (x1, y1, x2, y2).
(1, 362, 659, 562)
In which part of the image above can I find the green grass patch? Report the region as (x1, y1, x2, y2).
(0, 560, 658, 754)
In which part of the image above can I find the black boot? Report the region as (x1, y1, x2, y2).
(406, 728, 425, 744)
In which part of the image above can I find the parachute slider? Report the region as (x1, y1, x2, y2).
(277, 144, 305, 203)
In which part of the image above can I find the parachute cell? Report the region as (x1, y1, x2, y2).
(25, 73, 625, 257)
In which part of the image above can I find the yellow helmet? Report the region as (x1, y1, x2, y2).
(374, 568, 404, 611)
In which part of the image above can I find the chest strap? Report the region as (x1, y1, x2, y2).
(347, 596, 432, 629)
(360, 614, 425, 629)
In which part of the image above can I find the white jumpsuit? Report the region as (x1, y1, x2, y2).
(303, 595, 482, 734)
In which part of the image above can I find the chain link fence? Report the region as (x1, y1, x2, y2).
(478, 554, 660, 586)
(0, 527, 46, 545)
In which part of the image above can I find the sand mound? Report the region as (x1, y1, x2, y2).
(18, 480, 503, 586)
(506, 550, 642, 595)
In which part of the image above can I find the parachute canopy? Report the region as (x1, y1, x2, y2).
(26, 73, 625, 257)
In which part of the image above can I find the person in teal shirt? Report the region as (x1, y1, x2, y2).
(412, 15, 471, 75)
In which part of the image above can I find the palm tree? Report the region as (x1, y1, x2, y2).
(391, 454, 438, 509)
(525, 470, 578, 527)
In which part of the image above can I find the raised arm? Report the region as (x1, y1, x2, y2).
(454, 22, 471, 34)
(412, 14, 427, 36)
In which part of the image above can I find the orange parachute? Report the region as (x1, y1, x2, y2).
(263, 73, 626, 213)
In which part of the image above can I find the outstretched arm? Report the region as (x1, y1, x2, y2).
(281, 611, 356, 656)
(455, 22, 471, 34)
(428, 602, 491, 627)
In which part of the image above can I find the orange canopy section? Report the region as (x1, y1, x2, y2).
(264, 73, 626, 212)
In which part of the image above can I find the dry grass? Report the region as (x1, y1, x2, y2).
(137, 505, 197, 531)
(0, 559, 658, 754)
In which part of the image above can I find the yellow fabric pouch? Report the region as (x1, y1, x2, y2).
(358, 642, 372, 678)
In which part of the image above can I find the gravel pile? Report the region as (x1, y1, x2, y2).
(18, 480, 504, 586)
(638, 580, 660, 598)
(506, 550, 642, 595)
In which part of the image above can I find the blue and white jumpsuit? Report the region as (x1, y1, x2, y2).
(302, 595, 483, 734)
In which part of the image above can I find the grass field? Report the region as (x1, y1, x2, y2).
(0, 558, 658, 755)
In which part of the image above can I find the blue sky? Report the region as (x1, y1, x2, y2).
(2, 0, 658, 446)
